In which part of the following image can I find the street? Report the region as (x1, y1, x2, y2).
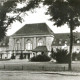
(0, 71, 80, 80)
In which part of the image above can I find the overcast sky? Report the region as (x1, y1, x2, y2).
(6, 2, 80, 36)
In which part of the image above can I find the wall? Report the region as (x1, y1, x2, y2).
(9, 35, 54, 59)
(46, 36, 54, 51)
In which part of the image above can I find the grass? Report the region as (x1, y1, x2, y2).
(0, 59, 80, 71)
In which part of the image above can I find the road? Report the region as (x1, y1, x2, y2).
(0, 71, 80, 80)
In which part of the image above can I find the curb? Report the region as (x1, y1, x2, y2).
(31, 71, 80, 76)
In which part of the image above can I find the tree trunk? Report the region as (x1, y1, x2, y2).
(68, 27, 73, 70)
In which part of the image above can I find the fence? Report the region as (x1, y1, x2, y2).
(0, 64, 68, 71)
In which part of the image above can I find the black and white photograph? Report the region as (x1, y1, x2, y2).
(0, 0, 80, 80)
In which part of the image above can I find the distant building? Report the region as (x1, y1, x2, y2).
(52, 33, 80, 53)
(0, 0, 7, 6)
(0, 36, 9, 59)
(9, 23, 54, 59)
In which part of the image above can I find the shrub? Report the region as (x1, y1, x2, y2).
(72, 52, 77, 61)
(55, 48, 69, 63)
(77, 52, 80, 60)
(19, 53, 24, 59)
(30, 54, 51, 62)
(11, 53, 15, 59)
(50, 48, 56, 59)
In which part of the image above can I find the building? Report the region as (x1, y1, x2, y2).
(52, 33, 80, 53)
(0, 36, 9, 59)
(0, 0, 7, 6)
(9, 23, 54, 59)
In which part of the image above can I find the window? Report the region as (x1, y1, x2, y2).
(59, 39, 62, 44)
(65, 41, 67, 44)
(16, 39, 20, 50)
(77, 40, 80, 43)
(26, 40, 32, 50)
(59, 41, 61, 44)
(38, 39, 43, 46)
(3, 43, 5, 46)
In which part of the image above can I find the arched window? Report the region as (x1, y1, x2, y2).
(16, 39, 20, 50)
(26, 40, 32, 50)
(38, 39, 43, 46)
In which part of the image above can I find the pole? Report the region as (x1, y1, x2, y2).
(68, 26, 73, 71)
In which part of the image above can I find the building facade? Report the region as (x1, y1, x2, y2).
(52, 33, 80, 53)
(0, 36, 10, 59)
(9, 23, 54, 59)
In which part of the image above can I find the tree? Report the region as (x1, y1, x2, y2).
(0, 0, 24, 41)
(55, 48, 68, 63)
(1, 0, 80, 70)
(43, 0, 80, 70)
(19, 0, 80, 71)
(51, 48, 56, 59)
(19, 52, 24, 59)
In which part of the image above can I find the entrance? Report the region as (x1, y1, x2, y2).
(28, 54, 30, 59)
(24, 53, 30, 59)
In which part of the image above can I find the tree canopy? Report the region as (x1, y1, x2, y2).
(1, 0, 80, 40)
(17, 0, 80, 29)
(0, 0, 24, 40)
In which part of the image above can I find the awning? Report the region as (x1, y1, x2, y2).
(32, 46, 48, 52)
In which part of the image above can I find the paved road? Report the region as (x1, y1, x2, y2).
(0, 71, 80, 80)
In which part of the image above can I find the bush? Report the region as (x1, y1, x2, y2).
(55, 48, 69, 63)
(19, 53, 24, 59)
(72, 52, 80, 61)
(11, 53, 15, 59)
(77, 52, 80, 60)
(30, 54, 51, 62)
(50, 48, 56, 59)
(72, 52, 77, 61)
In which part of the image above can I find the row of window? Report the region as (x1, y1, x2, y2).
(0, 43, 9, 46)
(54, 40, 80, 44)
(16, 39, 44, 50)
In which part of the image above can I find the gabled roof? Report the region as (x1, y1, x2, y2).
(32, 46, 48, 52)
(52, 33, 80, 46)
(12, 23, 54, 36)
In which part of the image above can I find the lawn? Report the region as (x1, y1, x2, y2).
(0, 59, 80, 71)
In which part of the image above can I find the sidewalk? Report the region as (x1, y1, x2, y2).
(0, 70, 80, 76)
(31, 71, 80, 76)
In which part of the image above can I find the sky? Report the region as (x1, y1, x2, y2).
(6, 2, 80, 36)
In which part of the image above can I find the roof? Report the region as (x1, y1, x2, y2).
(12, 23, 54, 36)
(32, 46, 48, 52)
(0, 36, 9, 47)
(52, 33, 80, 46)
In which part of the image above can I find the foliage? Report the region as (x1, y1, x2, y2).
(50, 48, 56, 59)
(77, 52, 80, 60)
(30, 54, 51, 62)
(55, 48, 69, 63)
(0, 0, 24, 40)
(15, 0, 80, 29)
(19, 52, 24, 59)
(72, 52, 80, 61)
(11, 53, 15, 59)
(72, 52, 77, 61)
